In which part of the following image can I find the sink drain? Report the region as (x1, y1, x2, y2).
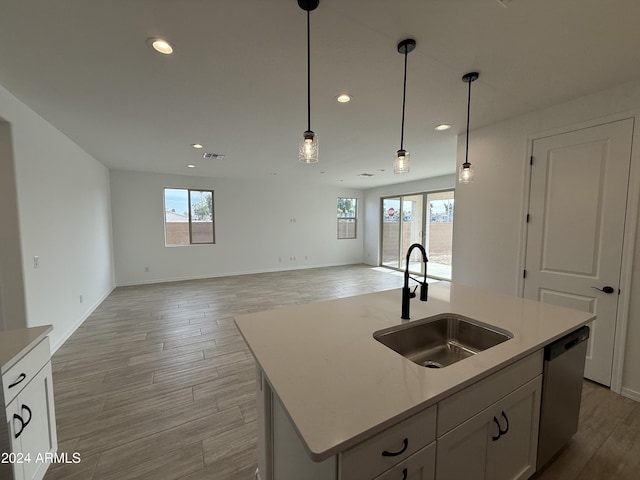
(423, 360, 443, 369)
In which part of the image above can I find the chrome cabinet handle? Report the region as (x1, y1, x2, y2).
(8, 373, 27, 389)
(382, 438, 408, 457)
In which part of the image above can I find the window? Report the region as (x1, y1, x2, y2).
(164, 188, 215, 246)
(337, 197, 357, 239)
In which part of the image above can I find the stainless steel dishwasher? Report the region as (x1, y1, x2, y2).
(536, 325, 590, 471)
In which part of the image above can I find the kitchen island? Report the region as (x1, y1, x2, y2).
(235, 282, 595, 480)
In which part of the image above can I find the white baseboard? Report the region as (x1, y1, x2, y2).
(621, 387, 640, 403)
(115, 262, 364, 287)
(49, 287, 115, 354)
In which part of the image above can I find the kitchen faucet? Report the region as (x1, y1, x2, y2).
(401, 243, 429, 319)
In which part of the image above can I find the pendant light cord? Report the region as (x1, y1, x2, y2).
(400, 48, 408, 151)
(306, 9, 311, 132)
(464, 79, 471, 164)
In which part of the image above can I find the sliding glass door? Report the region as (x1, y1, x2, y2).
(381, 190, 454, 280)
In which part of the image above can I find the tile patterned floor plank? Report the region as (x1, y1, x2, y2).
(42, 265, 639, 479)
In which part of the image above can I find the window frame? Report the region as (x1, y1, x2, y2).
(337, 197, 358, 240)
(163, 187, 215, 246)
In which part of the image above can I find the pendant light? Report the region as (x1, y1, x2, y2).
(393, 39, 416, 174)
(459, 71, 479, 183)
(298, 0, 319, 163)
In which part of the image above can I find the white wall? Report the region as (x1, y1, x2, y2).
(451, 79, 640, 399)
(0, 121, 27, 331)
(0, 84, 115, 351)
(362, 175, 457, 266)
(110, 170, 364, 285)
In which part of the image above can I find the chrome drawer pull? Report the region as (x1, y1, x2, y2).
(382, 438, 408, 457)
(8, 373, 27, 389)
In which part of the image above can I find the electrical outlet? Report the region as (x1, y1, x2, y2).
(79, 295, 83, 304)
(33, 256, 39, 269)
(144, 266, 150, 272)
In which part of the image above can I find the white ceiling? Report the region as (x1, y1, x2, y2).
(1, 0, 639, 188)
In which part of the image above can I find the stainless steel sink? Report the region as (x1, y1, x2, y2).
(373, 313, 513, 368)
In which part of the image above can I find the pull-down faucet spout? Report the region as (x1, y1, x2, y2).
(401, 243, 429, 320)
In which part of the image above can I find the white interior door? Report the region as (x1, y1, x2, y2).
(524, 119, 633, 386)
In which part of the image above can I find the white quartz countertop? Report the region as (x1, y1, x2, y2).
(234, 282, 595, 461)
(0, 325, 52, 373)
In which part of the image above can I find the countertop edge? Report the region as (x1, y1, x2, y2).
(303, 327, 590, 462)
(0, 325, 53, 374)
(235, 284, 596, 462)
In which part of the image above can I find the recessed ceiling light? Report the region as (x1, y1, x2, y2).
(147, 37, 174, 55)
(186, 164, 195, 168)
(435, 124, 452, 131)
(191, 143, 203, 149)
(335, 94, 352, 103)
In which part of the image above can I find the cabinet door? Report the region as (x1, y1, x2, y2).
(7, 399, 26, 480)
(10, 362, 57, 480)
(436, 406, 491, 480)
(373, 442, 435, 480)
(486, 376, 541, 480)
(436, 376, 542, 480)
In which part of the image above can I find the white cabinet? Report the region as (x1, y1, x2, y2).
(436, 376, 542, 480)
(7, 362, 57, 480)
(256, 371, 436, 480)
(256, 351, 544, 480)
(372, 443, 435, 480)
(339, 405, 436, 480)
(1, 331, 57, 480)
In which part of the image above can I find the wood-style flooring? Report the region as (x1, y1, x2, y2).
(43, 265, 640, 480)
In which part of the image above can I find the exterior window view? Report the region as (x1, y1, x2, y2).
(164, 188, 215, 245)
(381, 190, 454, 280)
(337, 197, 357, 239)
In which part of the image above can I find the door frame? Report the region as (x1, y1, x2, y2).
(515, 111, 640, 395)
(379, 193, 427, 274)
(379, 189, 455, 280)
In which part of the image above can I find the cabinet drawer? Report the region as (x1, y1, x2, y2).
(2, 337, 50, 406)
(437, 350, 543, 436)
(340, 405, 436, 480)
(373, 442, 435, 480)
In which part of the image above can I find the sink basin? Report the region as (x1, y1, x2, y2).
(373, 313, 513, 368)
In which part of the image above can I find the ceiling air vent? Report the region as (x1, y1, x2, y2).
(358, 173, 374, 177)
(202, 152, 225, 160)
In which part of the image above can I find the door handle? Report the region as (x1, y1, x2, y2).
(591, 286, 615, 294)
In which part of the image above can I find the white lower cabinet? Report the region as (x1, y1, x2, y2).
(256, 352, 543, 480)
(372, 443, 435, 480)
(436, 375, 542, 480)
(1, 332, 57, 480)
(7, 361, 57, 480)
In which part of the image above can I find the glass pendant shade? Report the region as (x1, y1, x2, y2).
(299, 130, 318, 163)
(458, 162, 475, 183)
(393, 149, 410, 174)
(460, 71, 479, 184)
